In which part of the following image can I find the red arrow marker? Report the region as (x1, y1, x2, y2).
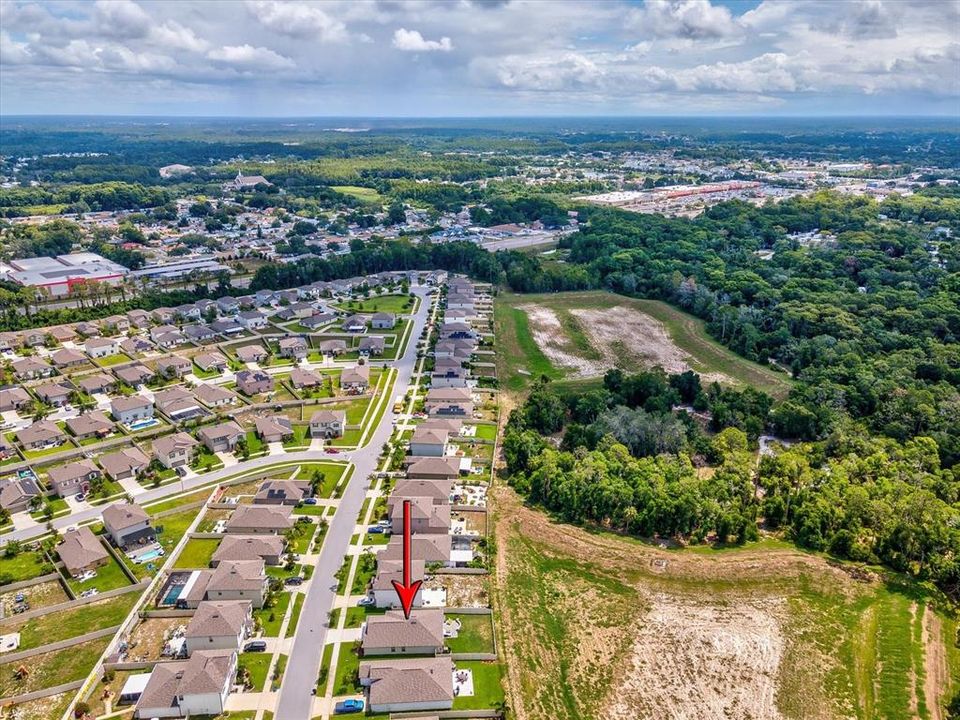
(391, 499, 422, 619)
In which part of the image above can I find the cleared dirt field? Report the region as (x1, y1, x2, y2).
(497, 291, 791, 397)
(492, 486, 958, 720)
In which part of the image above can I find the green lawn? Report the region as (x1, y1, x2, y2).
(453, 661, 505, 710)
(317, 642, 334, 691)
(282, 424, 311, 450)
(154, 507, 202, 554)
(0, 636, 110, 697)
(238, 651, 272, 691)
(191, 445, 224, 472)
(333, 642, 362, 695)
(445, 613, 495, 654)
(66, 552, 132, 594)
(287, 520, 315, 554)
(96, 353, 131, 367)
(344, 605, 386, 629)
(330, 185, 382, 204)
(470, 423, 498, 441)
(0, 550, 56, 585)
(10, 593, 138, 650)
(244, 430, 266, 456)
(336, 294, 415, 315)
(255, 591, 291, 636)
(30, 495, 70, 520)
(145, 486, 213, 516)
(173, 537, 220, 569)
(192, 363, 222, 379)
(22, 441, 72, 460)
(271, 653, 288, 691)
(351, 553, 377, 595)
(296, 461, 348, 498)
(285, 594, 305, 638)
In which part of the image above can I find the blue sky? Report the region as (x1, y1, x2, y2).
(1, 0, 958, 116)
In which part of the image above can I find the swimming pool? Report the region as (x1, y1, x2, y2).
(136, 548, 165, 564)
(128, 418, 159, 431)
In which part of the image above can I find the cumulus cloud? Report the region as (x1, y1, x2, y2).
(628, 0, 741, 39)
(392, 28, 453, 52)
(246, 1, 348, 42)
(207, 44, 295, 71)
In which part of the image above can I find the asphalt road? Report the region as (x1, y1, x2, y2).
(273, 287, 432, 719)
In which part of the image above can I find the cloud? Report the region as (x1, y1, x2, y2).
(150, 21, 210, 53)
(207, 44, 295, 71)
(392, 28, 453, 52)
(246, 1, 348, 42)
(628, 0, 741, 39)
(94, 0, 151, 39)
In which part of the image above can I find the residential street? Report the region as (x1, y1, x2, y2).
(274, 287, 432, 719)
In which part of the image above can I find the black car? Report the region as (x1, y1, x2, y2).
(284, 576, 303, 586)
(244, 640, 268, 652)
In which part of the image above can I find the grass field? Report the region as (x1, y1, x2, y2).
(239, 651, 272, 691)
(337, 294, 415, 314)
(10, 593, 138, 650)
(256, 591, 291, 636)
(446, 613, 496, 654)
(330, 185, 383, 204)
(173, 537, 220, 568)
(494, 290, 792, 397)
(0, 636, 110, 697)
(492, 486, 958, 720)
(66, 552, 132, 594)
(0, 550, 55, 585)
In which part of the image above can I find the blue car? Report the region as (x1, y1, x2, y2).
(367, 525, 384, 534)
(304, 498, 318, 505)
(334, 699, 364, 714)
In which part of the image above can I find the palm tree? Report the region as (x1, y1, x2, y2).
(31, 400, 53, 422)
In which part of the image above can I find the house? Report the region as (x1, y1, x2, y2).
(381, 533, 454, 568)
(126, 309, 152, 329)
(58, 526, 109, 576)
(309, 409, 346, 438)
(150, 308, 176, 325)
(115, 364, 154, 386)
(236, 370, 274, 396)
(51, 348, 87, 368)
(254, 480, 309, 506)
(194, 383, 238, 408)
(150, 325, 186, 348)
(100, 447, 150, 481)
(183, 324, 217, 343)
(237, 311, 267, 330)
(237, 295, 256, 310)
(235, 345, 267, 364)
(216, 296, 240, 315)
(16, 420, 66, 450)
(424, 388, 474, 417)
(341, 364, 370, 394)
(391, 479, 453, 503)
(0, 387, 31, 412)
(361, 608, 444, 656)
(440, 322, 475, 340)
(359, 336, 385, 357)
(359, 656, 454, 712)
(406, 457, 461, 480)
(47, 459, 100, 497)
(211, 535, 284, 567)
(84, 337, 119, 359)
(184, 601, 252, 656)
(111, 395, 154, 424)
(278, 336, 308, 360)
(73, 322, 101, 338)
(0, 475, 41, 513)
(253, 416, 293, 443)
(133, 649, 236, 719)
(34, 381, 73, 407)
(302, 313, 335, 330)
(22, 329, 47, 347)
(289, 367, 323, 389)
(194, 352, 228, 374)
(277, 302, 313, 321)
(196, 299, 217, 317)
(205, 559, 268, 607)
(409, 427, 448, 457)
(430, 366, 470, 389)
(102, 315, 130, 334)
(0, 332, 22, 352)
(318, 339, 347, 356)
(211, 319, 243, 336)
(153, 432, 199, 468)
(76, 373, 116, 395)
(342, 314, 367, 333)
(102, 502, 154, 548)
(120, 336, 155, 355)
(12, 357, 53, 380)
(154, 387, 204, 420)
(48, 325, 77, 344)
(198, 422, 245, 453)
(156, 356, 192, 379)
(371, 312, 396, 329)
(254, 290, 275, 306)
(388, 495, 450, 536)
(66, 410, 114, 440)
(224, 504, 294, 534)
(174, 304, 201, 322)
(371, 559, 426, 608)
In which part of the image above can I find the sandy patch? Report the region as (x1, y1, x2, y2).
(923, 604, 948, 720)
(518, 305, 609, 377)
(427, 574, 489, 608)
(571, 306, 730, 384)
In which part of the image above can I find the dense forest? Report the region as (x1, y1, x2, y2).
(504, 371, 960, 595)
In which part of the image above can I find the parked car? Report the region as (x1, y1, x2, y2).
(244, 640, 268, 652)
(334, 699, 364, 714)
(367, 526, 384, 534)
(325, 448, 339, 454)
(284, 576, 303, 586)
(357, 596, 375, 607)
(304, 498, 318, 505)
